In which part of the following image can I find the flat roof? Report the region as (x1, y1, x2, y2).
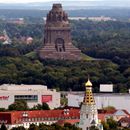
(0, 84, 47, 91)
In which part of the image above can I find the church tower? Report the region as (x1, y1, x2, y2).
(79, 79, 99, 130)
(38, 4, 81, 60)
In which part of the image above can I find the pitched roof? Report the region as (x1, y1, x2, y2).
(0, 109, 80, 124)
(98, 114, 107, 121)
(113, 109, 130, 117)
(119, 117, 130, 123)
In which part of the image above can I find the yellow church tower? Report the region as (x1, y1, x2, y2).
(79, 78, 101, 130)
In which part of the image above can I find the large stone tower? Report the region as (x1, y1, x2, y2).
(38, 4, 81, 60)
(79, 79, 101, 130)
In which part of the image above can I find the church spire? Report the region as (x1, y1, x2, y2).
(85, 78, 92, 87)
(83, 78, 95, 105)
(79, 77, 101, 130)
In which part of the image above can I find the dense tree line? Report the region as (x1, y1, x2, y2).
(1, 119, 130, 130)
(0, 9, 130, 20)
(71, 20, 130, 65)
(0, 20, 129, 92)
(0, 123, 81, 130)
(0, 56, 128, 92)
(0, 100, 50, 112)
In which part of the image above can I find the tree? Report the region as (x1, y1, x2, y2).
(0, 123, 7, 130)
(11, 126, 26, 130)
(106, 118, 118, 129)
(31, 103, 50, 110)
(64, 123, 81, 130)
(42, 103, 50, 110)
(102, 121, 109, 130)
(31, 104, 43, 110)
(103, 106, 116, 111)
(0, 108, 6, 112)
(90, 126, 99, 130)
(28, 124, 38, 130)
(8, 100, 29, 111)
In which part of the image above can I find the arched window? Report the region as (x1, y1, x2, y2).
(55, 38, 65, 52)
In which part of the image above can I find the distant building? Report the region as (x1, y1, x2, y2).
(100, 84, 113, 92)
(6, 18, 25, 25)
(39, 4, 81, 60)
(0, 109, 80, 129)
(68, 93, 130, 113)
(69, 17, 86, 20)
(0, 107, 129, 130)
(88, 16, 116, 22)
(43, 17, 87, 21)
(2, 30, 12, 45)
(26, 37, 33, 44)
(0, 36, 6, 42)
(0, 84, 60, 109)
(108, 109, 130, 121)
(119, 117, 130, 128)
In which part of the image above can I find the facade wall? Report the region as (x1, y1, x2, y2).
(68, 94, 130, 112)
(0, 85, 60, 109)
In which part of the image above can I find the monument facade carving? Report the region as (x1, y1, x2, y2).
(39, 4, 81, 60)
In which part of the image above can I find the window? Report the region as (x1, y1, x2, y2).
(14, 95, 38, 102)
(55, 38, 65, 52)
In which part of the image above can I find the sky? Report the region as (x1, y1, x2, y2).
(0, 0, 130, 6)
(0, 0, 103, 3)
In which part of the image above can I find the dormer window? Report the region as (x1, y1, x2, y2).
(22, 112, 28, 117)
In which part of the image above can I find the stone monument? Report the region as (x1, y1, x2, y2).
(38, 4, 81, 60)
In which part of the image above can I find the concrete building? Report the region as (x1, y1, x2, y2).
(87, 16, 116, 22)
(0, 108, 129, 130)
(0, 84, 60, 109)
(68, 93, 130, 113)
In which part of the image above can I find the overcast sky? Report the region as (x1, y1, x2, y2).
(0, 0, 104, 3)
(0, 0, 130, 5)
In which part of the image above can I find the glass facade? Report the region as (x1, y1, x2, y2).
(14, 95, 38, 102)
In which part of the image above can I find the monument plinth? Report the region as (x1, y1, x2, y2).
(38, 4, 81, 60)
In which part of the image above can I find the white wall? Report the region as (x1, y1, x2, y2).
(0, 88, 60, 109)
(68, 93, 130, 112)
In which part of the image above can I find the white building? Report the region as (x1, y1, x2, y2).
(0, 84, 60, 109)
(79, 79, 100, 130)
(68, 93, 130, 113)
(87, 16, 116, 22)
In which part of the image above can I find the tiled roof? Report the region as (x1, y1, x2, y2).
(0, 109, 129, 125)
(119, 117, 130, 123)
(0, 109, 80, 124)
(114, 110, 128, 116)
(98, 114, 107, 121)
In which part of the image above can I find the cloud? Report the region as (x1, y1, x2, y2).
(0, 0, 103, 3)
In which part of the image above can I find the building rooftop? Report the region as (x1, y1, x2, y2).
(0, 84, 47, 91)
(0, 109, 80, 124)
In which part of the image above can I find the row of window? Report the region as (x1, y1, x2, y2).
(14, 95, 38, 102)
(18, 116, 79, 122)
(24, 121, 55, 127)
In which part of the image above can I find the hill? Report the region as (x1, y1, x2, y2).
(0, 19, 129, 93)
